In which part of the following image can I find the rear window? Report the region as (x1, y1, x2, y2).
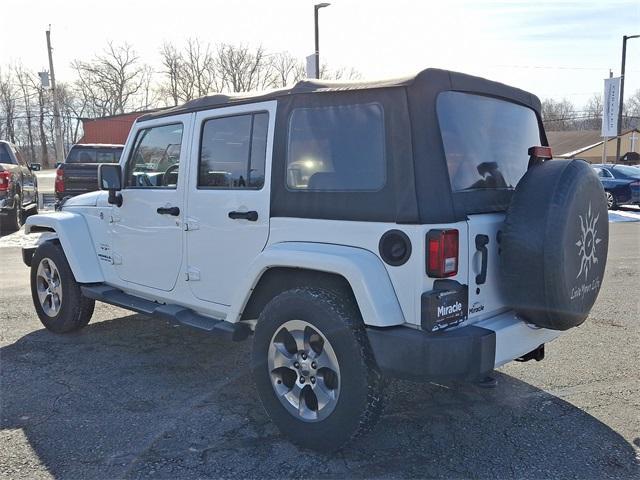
(66, 147, 123, 164)
(286, 103, 385, 191)
(437, 92, 542, 192)
(0, 144, 14, 164)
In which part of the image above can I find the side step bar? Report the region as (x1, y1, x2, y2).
(80, 284, 251, 342)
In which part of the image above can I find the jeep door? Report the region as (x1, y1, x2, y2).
(110, 115, 192, 291)
(185, 102, 274, 305)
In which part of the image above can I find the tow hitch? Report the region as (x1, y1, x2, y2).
(516, 344, 545, 362)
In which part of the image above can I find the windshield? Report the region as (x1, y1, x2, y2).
(66, 147, 123, 164)
(437, 91, 542, 192)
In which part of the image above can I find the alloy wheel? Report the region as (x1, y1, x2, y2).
(36, 258, 63, 317)
(267, 319, 341, 422)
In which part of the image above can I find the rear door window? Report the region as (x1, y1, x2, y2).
(437, 92, 542, 192)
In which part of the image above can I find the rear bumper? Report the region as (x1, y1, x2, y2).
(366, 310, 562, 382)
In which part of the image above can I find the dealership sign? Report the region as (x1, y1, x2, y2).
(602, 77, 621, 137)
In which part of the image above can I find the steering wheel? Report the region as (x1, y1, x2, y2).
(163, 164, 180, 186)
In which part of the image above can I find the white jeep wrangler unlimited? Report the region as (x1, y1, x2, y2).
(23, 69, 609, 451)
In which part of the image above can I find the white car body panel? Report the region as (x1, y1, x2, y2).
(226, 241, 406, 327)
(25, 211, 104, 283)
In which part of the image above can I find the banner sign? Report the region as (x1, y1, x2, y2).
(602, 77, 621, 137)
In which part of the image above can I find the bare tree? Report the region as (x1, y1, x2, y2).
(216, 44, 276, 92)
(159, 42, 181, 106)
(581, 93, 603, 131)
(320, 64, 362, 81)
(271, 52, 304, 87)
(0, 68, 18, 143)
(624, 89, 640, 130)
(13, 65, 37, 162)
(541, 98, 577, 131)
(159, 39, 222, 105)
(73, 42, 147, 116)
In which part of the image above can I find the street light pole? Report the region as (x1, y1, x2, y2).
(615, 34, 640, 163)
(314, 3, 331, 79)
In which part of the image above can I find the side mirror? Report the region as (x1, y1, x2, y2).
(30, 163, 41, 171)
(98, 163, 123, 207)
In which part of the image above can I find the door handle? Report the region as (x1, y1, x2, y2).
(228, 210, 258, 221)
(475, 234, 489, 285)
(157, 206, 180, 216)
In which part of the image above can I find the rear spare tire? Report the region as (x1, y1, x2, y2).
(500, 159, 609, 330)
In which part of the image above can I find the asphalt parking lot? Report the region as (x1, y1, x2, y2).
(0, 222, 639, 479)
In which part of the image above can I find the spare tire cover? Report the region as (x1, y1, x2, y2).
(500, 159, 609, 330)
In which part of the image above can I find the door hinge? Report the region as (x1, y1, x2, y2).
(111, 253, 122, 265)
(183, 218, 200, 231)
(185, 267, 201, 282)
(110, 213, 121, 223)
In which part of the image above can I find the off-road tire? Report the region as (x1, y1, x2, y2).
(252, 287, 384, 452)
(0, 194, 23, 233)
(30, 241, 95, 333)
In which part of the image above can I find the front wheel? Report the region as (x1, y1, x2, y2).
(252, 287, 384, 452)
(30, 241, 95, 333)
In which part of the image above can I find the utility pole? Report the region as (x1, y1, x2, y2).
(615, 34, 640, 163)
(46, 25, 64, 165)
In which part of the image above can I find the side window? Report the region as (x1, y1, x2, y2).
(126, 123, 183, 188)
(286, 103, 386, 191)
(198, 112, 268, 189)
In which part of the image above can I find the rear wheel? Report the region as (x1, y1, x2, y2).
(605, 191, 617, 210)
(0, 194, 23, 233)
(252, 287, 383, 451)
(30, 241, 95, 333)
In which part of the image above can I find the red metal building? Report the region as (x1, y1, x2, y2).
(78, 110, 164, 145)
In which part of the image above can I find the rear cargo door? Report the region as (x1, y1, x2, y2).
(466, 213, 506, 320)
(437, 91, 544, 321)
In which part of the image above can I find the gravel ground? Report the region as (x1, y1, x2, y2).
(0, 223, 638, 479)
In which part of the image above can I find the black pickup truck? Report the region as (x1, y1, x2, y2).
(55, 144, 123, 201)
(0, 140, 40, 232)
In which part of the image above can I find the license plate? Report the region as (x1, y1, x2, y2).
(421, 284, 468, 332)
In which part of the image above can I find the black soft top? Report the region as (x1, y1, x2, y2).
(138, 68, 541, 122)
(138, 68, 545, 224)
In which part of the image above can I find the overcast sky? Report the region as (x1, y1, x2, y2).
(2, 0, 639, 108)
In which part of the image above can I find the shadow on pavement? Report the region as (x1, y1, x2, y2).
(1, 313, 638, 479)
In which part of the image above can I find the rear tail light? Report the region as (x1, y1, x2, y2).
(55, 167, 64, 193)
(528, 146, 553, 159)
(426, 229, 459, 278)
(0, 171, 10, 191)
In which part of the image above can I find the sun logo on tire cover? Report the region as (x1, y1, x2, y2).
(575, 203, 602, 279)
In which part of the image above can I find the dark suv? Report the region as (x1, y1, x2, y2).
(0, 140, 40, 232)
